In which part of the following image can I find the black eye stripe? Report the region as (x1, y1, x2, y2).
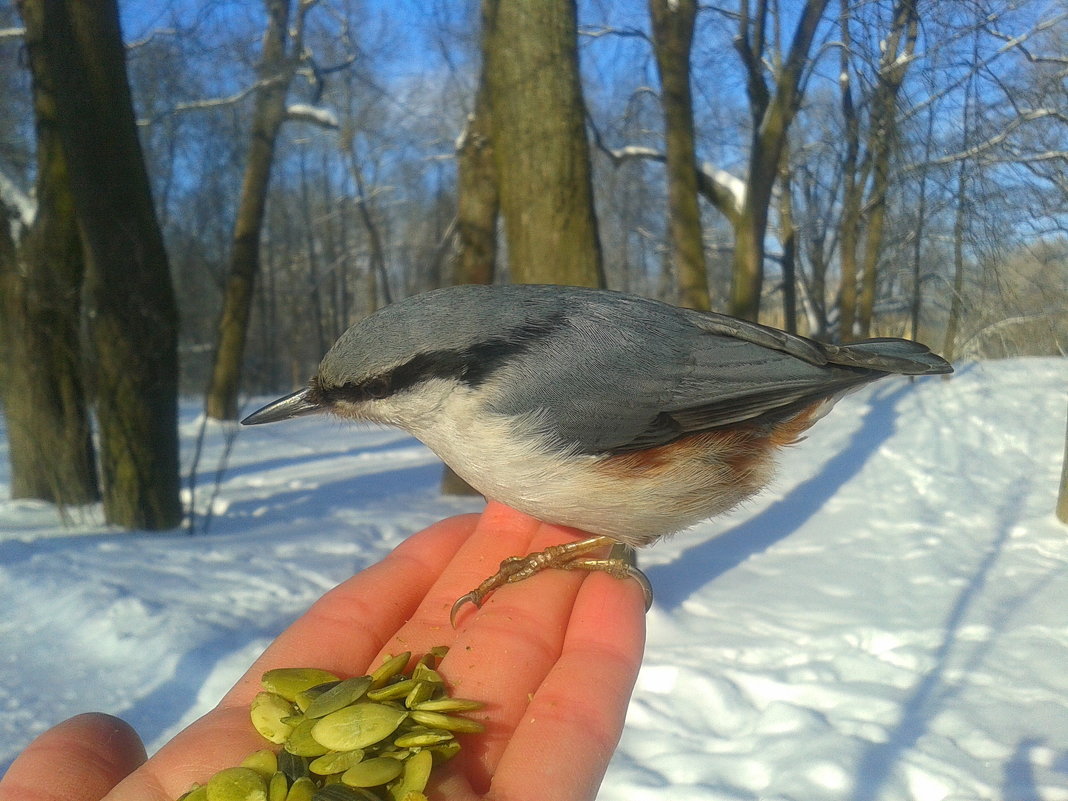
(311, 314, 568, 404)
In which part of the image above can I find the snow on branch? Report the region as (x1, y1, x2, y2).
(286, 103, 339, 129)
(0, 169, 35, 232)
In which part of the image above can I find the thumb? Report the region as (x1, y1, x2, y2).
(0, 713, 146, 801)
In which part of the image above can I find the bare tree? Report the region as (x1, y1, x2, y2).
(205, 0, 320, 421)
(0, 17, 97, 506)
(728, 0, 830, 321)
(15, 0, 180, 528)
(482, 0, 604, 286)
(649, 0, 708, 309)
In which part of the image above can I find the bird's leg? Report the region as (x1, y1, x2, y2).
(450, 536, 654, 626)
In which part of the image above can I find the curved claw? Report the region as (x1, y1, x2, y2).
(626, 564, 655, 611)
(450, 591, 482, 628)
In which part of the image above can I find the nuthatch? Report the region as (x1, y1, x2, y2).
(242, 284, 952, 619)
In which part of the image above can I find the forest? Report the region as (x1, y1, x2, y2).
(0, 0, 1065, 528)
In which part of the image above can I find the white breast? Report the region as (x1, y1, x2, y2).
(372, 381, 776, 545)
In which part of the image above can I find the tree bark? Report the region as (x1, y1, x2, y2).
(453, 76, 499, 286)
(482, 0, 604, 287)
(729, 0, 829, 321)
(649, 0, 708, 309)
(18, 0, 180, 528)
(856, 0, 919, 338)
(0, 13, 98, 506)
(205, 0, 295, 420)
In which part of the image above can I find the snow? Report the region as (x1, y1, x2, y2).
(2, 357, 1067, 800)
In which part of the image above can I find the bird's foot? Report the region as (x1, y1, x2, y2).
(450, 535, 654, 626)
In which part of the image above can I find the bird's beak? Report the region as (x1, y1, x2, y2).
(241, 388, 322, 425)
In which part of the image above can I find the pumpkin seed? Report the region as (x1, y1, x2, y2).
(340, 757, 403, 788)
(295, 682, 341, 713)
(268, 772, 289, 801)
(411, 697, 483, 713)
(240, 749, 278, 779)
(262, 668, 342, 702)
(251, 693, 299, 744)
(368, 652, 410, 689)
(408, 710, 485, 734)
(393, 728, 453, 748)
(390, 749, 432, 800)
(308, 749, 365, 776)
(285, 718, 331, 757)
(312, 704, 408, 751)
(305, 676, 373, 719)
(206, 767, 268, 801)
(285, 776, 317, 801)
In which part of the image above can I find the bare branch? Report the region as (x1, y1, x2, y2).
(0, 26, 26, 41)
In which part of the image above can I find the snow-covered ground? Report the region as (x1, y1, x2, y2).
(2, 358, 1066, 800)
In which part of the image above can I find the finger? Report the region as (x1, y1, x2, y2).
(222, 511, 481, 707)
(106, 513, 482, 801)
(417, 504, 624, 793)
(488, 569, 647, 801)
(0, 713, 146, 801)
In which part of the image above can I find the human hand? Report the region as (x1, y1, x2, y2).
(0, 501, 647, 801)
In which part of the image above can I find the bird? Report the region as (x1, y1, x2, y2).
(241, 283, 952, 620)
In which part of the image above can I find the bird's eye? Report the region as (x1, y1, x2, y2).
(362, 376, 391, 400)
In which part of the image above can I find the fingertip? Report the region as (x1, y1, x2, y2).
(0, 713, 146, 801)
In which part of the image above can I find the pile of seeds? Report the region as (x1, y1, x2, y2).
(177, 646, 484, 801)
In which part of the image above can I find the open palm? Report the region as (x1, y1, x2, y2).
(1, 502, 647, 801)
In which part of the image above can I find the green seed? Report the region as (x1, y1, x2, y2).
(285, 718, 331, 757)
(268, 772, 289, 801)
(295, 682, 341, 713)
(365, 679, 417, 702)
(412, 698, 483, 713)
(393, 729, 453, 748)
(340, 757, 403, 788)
(312, 704, 408, 751)
(391, 749, 432, 799)
(206, 767, 268, 801)
(285, 776, 317, 801)
(251, 692, 299, 744)
(428, 741, 461, 764)
(263, 668, 342, 702)
(403, 681, 435, 709)
(369, 652, 411, 689)
(308, 749, 366, 776)
(408, 710, 485, 734)
(304, 676, 373, 719)
(240, 749, 279, 779)
(410, 664, 443, 686)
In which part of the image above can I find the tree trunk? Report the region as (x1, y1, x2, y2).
(942, 159, 967, 363)
(777, 144, 798, 333)
(482, 0, 604, 287)
(205, 0, 293, 420)
(649, 0, 708, 309)
(454, 76, 499, 286)
(729, 0, 829, 322)
(18, 0, 181, 528)
(856, 0, 919, 338)
(0, 16, 98, 506)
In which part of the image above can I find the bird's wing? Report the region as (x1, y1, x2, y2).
(493, 299, 949, 456)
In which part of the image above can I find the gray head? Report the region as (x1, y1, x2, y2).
(240, 284, 586, 427)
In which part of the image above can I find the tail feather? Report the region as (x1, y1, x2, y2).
(824, 337, 953, 376)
